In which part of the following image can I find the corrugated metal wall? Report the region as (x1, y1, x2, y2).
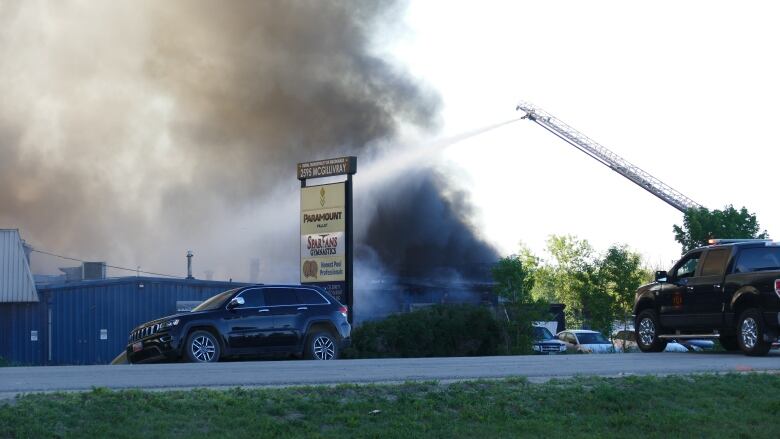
(0, 229, 39, 303)
(0, 278, 244, 365)
(0, 302, 43, 365)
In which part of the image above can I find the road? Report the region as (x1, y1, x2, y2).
(2, 352, 779, 398)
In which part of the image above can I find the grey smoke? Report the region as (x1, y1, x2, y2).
(0, 1, 497, 287)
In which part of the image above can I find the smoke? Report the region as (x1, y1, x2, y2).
(356, 171, 498, 281)
(0, 1, 498, 288)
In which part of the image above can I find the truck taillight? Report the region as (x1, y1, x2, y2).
(775, 279, 780, 299)
(339, 306, 348, 318)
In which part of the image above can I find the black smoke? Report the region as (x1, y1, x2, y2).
(357, 172, 498, 282)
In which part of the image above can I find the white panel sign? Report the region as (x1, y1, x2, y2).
(300, 232, 345, 258)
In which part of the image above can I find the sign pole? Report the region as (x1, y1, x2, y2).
(345, 173, 353, 324)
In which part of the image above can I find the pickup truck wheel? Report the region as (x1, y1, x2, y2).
(718, 335, 740, 351)
(737, 309, 771, 356)
(635, 310, 668, 353)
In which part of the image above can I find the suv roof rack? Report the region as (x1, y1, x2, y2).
(708, 238, 772, 245)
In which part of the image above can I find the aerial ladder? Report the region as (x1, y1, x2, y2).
(516, 102, 701, 213)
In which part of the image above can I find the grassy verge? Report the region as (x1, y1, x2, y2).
(3, 374, 780, 438)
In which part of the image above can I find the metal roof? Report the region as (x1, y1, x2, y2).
(36, 276, 247, 291)
(0, 229, 38, 303)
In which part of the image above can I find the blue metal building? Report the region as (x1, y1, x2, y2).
(0, 277, 245, 365)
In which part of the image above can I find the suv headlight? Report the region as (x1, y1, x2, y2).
(160, 319, 180, 329)
(532, 345, 541, 352)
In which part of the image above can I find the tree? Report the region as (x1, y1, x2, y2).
(492, 254, 535, 305)
(597, 245, 652, 331)
(531, 236, 649, 337)
(673, 205, 769, 253)
(491, 254, 545, 354)
(540, 235, 600, 330)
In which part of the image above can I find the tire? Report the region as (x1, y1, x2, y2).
(737, 309, 771, 356)
(304, 331, 339, 360)
(719, 335, 740, 351)
(185, 330, 221, 363)
(635, 309, 668, 353)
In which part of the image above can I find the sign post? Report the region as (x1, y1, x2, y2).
(297, 156, 356, 323)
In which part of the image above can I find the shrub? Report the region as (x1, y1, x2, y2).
(344, 304, 503, 358)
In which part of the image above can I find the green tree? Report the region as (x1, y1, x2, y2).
(541, 235, 600, 330)
(492, 254, 535, 305)
(491, 254, 545, 354)
(673, 205, 769, 253)
(597, 245, 652, 332)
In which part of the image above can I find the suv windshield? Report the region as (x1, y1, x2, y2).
(533, 326, 554, 341)
(192, 289, 238, 312)
(577, 333, 610, 344)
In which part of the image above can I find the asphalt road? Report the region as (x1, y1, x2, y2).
(2, 352, 779, 398)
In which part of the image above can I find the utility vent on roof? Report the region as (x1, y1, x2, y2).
(83, 262, 107, 280)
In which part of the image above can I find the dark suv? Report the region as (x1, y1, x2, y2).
(127, 285, 351, 363)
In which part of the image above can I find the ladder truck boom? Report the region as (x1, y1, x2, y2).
(516, 102, 702, 213)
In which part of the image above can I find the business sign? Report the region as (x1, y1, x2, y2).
(301, 209, 345, 235)
(298, 156, 355, 320)
(301, 183, 346, 286)
(301, 232, 345, 258)
(297, 156, 357, 180)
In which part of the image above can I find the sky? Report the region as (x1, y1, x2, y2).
(1, 1, 778, 281)
(391, 0, 780, 268)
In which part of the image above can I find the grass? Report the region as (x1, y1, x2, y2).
(2, 374, 780, 438)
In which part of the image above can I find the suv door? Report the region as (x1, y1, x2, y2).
(687, 248, 731, 328)
(264, 287, 305, 348)
(659, 252, 701, 328)
(224, 288, 275, 352)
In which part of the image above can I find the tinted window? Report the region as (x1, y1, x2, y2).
(192, 289, 237, 312)
(735, 248, 780, 273)
(577, 333, 610, 344)
(700, 249, 730, 276)
(674, 253, 700, 279)
(296, 289, 328, 305)
(264, 288, 298, 306)
(533, 326, 553, 341)
(238, 289, 265, 307)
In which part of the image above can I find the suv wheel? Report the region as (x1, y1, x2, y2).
(305, 331, 338, 360)
(635, 310, 668, 352)
(185, 330, 221, 363)
(737, 309, 771, 356)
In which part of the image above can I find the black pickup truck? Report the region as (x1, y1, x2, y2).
(633, 239, 780, 356)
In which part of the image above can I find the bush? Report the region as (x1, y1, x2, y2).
(344, 304, 503, 358)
